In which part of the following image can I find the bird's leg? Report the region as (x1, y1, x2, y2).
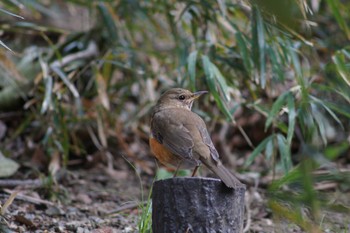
(191, 165, 200, 177)
(173, 160, 184, 177)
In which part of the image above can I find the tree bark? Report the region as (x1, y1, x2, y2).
(152, 177, 246, 233)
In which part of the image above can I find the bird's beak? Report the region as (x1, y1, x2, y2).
(192, 90, 208, 100)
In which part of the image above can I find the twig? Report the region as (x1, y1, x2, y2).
(50, 41, 98, 68)
(3, 189, 55, 206)
(243, 192, 252, 233)
(231, 119, 255, 150)
(1, 190, 19, 215)
(106, 201, 147, 216)
(0, 179, 43, 188)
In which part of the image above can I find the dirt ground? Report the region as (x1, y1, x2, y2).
(0, 164, 143, 233)
(0, 159, 349, 233)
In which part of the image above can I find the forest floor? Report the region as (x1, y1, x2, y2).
(0, 164, 143, 232)
(1, 160, 349, 233)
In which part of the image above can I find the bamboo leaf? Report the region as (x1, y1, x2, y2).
(244, 134, 274, 167)
(286, 93, 296, 146)
(310, 103, 327, 145)
(39, 58, 52, 114)
(269, 166, 302, 191)
(235, 31, 252, 73)
(267, 46, 283, 81)
(51, 66, 83, 116)
(265, 137, 274, 161)
(211, 63, 230, 101)
(332, 51, 350, 87)
(217, 0, 227, 17)
(201, 55, 230, 101)
(310, 95, 343, 129)
(322, 100, 350, 118)
(202, 55, 213, 81)
(187, 51, 198, 89)
(252, 5, 266, 88)
(277, 134, 292, 173)
(23, 0, 58, 18)
(325, 0, 350, 39)
(265, 91, 290, 130)
(0, 40, 12, 51)
(211, 88, 232, 120)
(289, 43, 302, 78)
(324, 142, 350, 160)
(0, 8, 24, 19)
(97, 2, 118, 43)
(202, 55, 232, 120)
(41, 75, 53, 114)
(95, 69, 110, 110)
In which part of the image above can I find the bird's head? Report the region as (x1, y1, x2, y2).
(156, 88, 208, 111)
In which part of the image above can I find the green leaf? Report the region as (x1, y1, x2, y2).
(187, 51, 198, 89)
(269, 166, 302, 191)
(244, 134, 274, 167)
(286, 93, 296, 146)
(156, 168, 190, 179)
(51, 66, 83, 116)
(202, 55, 213, 81)
(211, 63, 230, 101)
(252, 5, 266, 88)
(324, 142, 350, 160)
(289, 43, 302, 78)
(0, 8, 24, 19)
(0, 40, 12, 51)
(326, 0, 350, 39)
(322, 100, 350, 118)
(267, 46, 283, 81)
(265, 91, 290, 130)
(277, 134, 292, 173)
(310, 95, 343, 129)
(235, 30, 252, 73)
(201, 55, 230, 101)
(310, 103, 327, 145)
(288, 42, 308, 101)
(217, 0, 227, 17)
(201, 55, 232, 120)
(97, 2, 118, 43)
(212, 89, 232, 120)
(23, 0, 57, 18)
(332, 50, 350, 87)
(265, 137, 274, 162)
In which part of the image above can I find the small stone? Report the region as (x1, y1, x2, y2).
(76, 193, 92, 204)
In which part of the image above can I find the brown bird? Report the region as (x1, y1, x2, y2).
(149, 88, 242, 188)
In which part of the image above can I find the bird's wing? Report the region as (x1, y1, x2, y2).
(151, 109, 194, 160)
(197, 124, 220, 162)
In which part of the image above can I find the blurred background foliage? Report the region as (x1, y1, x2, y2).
(0, 0, 350, 231)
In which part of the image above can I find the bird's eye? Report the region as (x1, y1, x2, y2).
(178, 95, 186, 100)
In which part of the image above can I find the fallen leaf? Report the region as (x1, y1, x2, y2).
(49, 151, 61, 177)
(1, 190, 19, 215)
(0, 152, 19, 178)
(14, 214, 37, 230)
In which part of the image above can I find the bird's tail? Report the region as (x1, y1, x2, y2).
(202, 160, 242, 188)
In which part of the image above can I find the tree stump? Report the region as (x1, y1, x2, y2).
(152, 177, 246, 233)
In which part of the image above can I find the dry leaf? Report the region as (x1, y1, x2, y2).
(96, 72, 110, 110)
(1, 190, 19, 215)
(48, 151, 61, 176)
(0, 152, 19, 178)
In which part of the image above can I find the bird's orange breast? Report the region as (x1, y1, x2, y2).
(149, 137, 181, 168)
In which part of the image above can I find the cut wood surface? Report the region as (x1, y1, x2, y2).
(152, 177, 246, 233)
